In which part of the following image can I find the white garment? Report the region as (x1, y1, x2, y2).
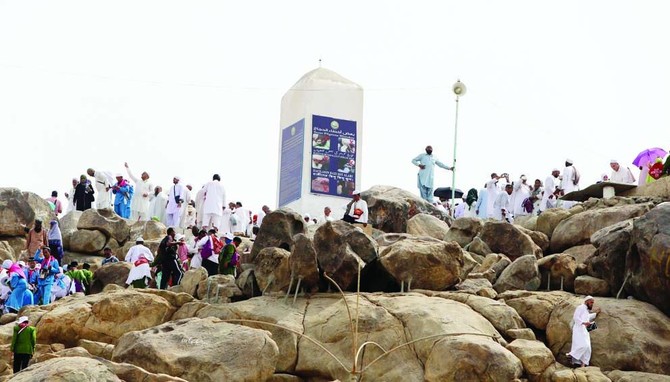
(568, 304, 598, 366)
(234, 207, 250, 234)
(126, 167, 153, 221)
(187, 236, 203, 269)
(323, 214, 334, 223)
(166, 183, 186, 214)
(202, 181, 226, 217)
(66, 187, 76, 213)
(257, 211, 266, 227)
(124, 244, 154, 263)
(221, 208, 233, 234)
(513, 182, 532, 216)
(611, 166, 635, 184)
(148, 192, 168, 223)
(493, 192, 511, 222)
(540, 175, 558, 212)
(561, 166, 579, 194)
(179, 188, 193, 229)
(485, 179, 499, 218)
(638, 166, 649, 186)
(347, 199, 369, 224)
(195, 187, 206, 226)
(94, 171, 111, 209)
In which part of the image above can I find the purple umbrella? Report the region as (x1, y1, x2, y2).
(632, 147, 667, 167)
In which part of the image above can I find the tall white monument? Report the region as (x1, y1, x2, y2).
(277, 67, 364, 220)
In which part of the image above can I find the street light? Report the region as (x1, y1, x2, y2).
(450, 80, 466, 217)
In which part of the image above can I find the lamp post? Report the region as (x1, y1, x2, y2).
(450, 80, 466, 217)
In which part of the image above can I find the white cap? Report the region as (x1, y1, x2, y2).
(17, 316, 29, 324)
(610, 159, 618, 164)
(520, 175, 527, 181)
(566, 158, 574, 164)
(136, 236, 145, 243)
(304, 213, 311, 219)
(352, 189, 361, 195)
(17, 261, 25, 267)
(224, 232, 234, 241)
(584, 295, 594, 302)
(174, 176, 181, 180)
(175, 234, 185, 241)
(1, 260, 12, 270)
(552, 168, 560, 172)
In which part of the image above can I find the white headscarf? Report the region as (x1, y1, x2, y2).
(48, 220, 62, 241)
(584, 295, 594, 303)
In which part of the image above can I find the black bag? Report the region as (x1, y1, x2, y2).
(586, 322, 597, 332)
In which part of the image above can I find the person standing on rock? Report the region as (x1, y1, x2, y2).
(112, 173, 133, 219)
(64, 178, 78, 213)
(148, 186, 168, 223)
(512, 175, 532, 217)
(45, 191, 63, 216)
(73, 175, 95, 212)
(567, 296, 601, 367)
(11, 316, 36, 373)
(125, 162, 153, 221)
(166, 177, 186, 228)
(87, 168, 112, 209)
(539, 169, 560, 214)
(484, 173, 500, 218)
(47, 220, 64, 265)
(493, 184, 513, 223)
(25, 220, 48, 259)
(218, 234, 241, 276)
(155, 228, 184, 289)
(201, 174, 226, 231)
(34, 247, 59, 305)
(475, 183, 488, 219)
(560, 159, 580, 209)
(125, 237, 155, 289)
(411, 145, 454, 202)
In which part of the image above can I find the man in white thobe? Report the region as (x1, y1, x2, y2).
(124, 162, 153, 221)
(560, 159, 580, 209)
(166, 177, 186, 228)
(345, 190, 369, 224)
(493, 184, 513, 222)
(609, 160, 636, 184)
(195, 186, 206, 227)
(221, 206, 233, 235)
(87, 168, 112, 209)
(65, 178, 78, 213)
(567, 296, 600, 367)
(201, 174, 226, 231)
(475, 185, 488, 219)
(512, 175, 532, 217)
(411, 145, 454, 202)
(540, 169, 560, 213)
(234, 202, 250, 234)
(322, 206, 334, 223)
(148, 186, 167, 223)
(179, 185, 193, 229)
(124, 237, 155, 288)
(485, 174, 500, 219)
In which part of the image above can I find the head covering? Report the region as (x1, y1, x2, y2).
(520, 175, 527, 181)
(174, 176, 181, 181)
(1, 260, 12, 270)
(115, 173, 123, 177)
(584, 295, 594, 302)
(80, 174, 87, 180)
(136, 237, 144, 243)
(304, 213, 311, 219)
(352, 189, 361, 195)
(465, 188, 478, 207)
(175, 234, 185, 242)
(8, 263, 26, 279)
(552, 168, 560, 172)
(566, 158, 574, 164)
(34, 263, 42, 270)
(224, 232, 234, 241)
(610, 159, 618, 164)
(17, 261, 25, 267)
(17, 316, 29, 324)
(48, 220, 62, 241)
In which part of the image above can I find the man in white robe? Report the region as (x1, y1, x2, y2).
(221, 206, 233, 235)
(560, 159, 580, 209)
(345, 190, 369, 224)
(124, 237, 155, 288)
(540, 169, 560, 213)
(65, 178, 78, 213)
(512, 175, 532, 217)
(493, 184, 513, 222)
(166, 177, 186, 228)
(258, 205, 271, 227)
(485, 174, 500, 218)
(124, 162, 153, 221)
(322, 206, 335, 223)
(234, 202, 250, 235)
(87, 168, 112, 209)
(179, 185, 193, 229)
(201, 174, 226, 231)
(195, 185, 206, 227)
(148, 186, 167, 223)
(567, 296, 600, 367)
(475, 185, 488, 219)
(609, 160, 635, 184)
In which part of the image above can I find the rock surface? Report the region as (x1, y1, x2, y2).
(494, 255, 541, 293)
(479, 221, 543, 261)
(313, 221, 366, 290)
(574, 275, 610, 296)
(77, 208, 131, 244)
(0, 188, 55, 237)
(90, 262, 132, 294)
(406, 213, 450, 240)
(254, 247, 292, 293)
(7, 356, 122, 382)
(249, 208, 305, 263)
(69, 229, 108, 254)
(444, 217, 483, 247)
(537, 253, 577, 292)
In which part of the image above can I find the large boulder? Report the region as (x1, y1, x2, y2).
(179, 267, 208, 298)
(433, 292, 526, 336)
(254, 247, 292, 293)
(0, 188, 55, 237)
(493, 255, 541, 293)
(550, 203, 652, 253)
(36, 289, 175, 346)
(59, 210, 82, 250)
(536, 253, 577, 292)
(77, 208, 131, 244)
(471, 253, 511, 283)
(196, 274, 243, 303)
(69, 229, 107, 254)
(0, 241, 15, 262)
(585, 219, 635, 297)
(506, 339, 555, 379)
(546, 296, 670, 375)
(574, 275, 610, 297)
(607, 370, 670, 382)
(536, 208, 572, 239)
(516, 226, 550, 254)
(444, 217, 483, 247)
(361, 185, 450, 233)
(7, 356, 122, 382)
(112, 317, 279, 382)
(90, 262, 132, 293)
(249, 208, 305, 263)
(479, 221, 543, 261)
(128, 220, 167, 241)
(313, 221, 367, 290)
(379, 236, 463, 290)
(289, 233, 320, 294)
(497, 290, 572, 331)
(406, 213, 450, 240)
(628, 202, 670, 315)
(464, 236, 493, 257)
(564, 244, 597, 265)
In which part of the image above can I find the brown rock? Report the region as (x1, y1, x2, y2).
(313, 221, 366, 290)
(78, 339, 115, 360)
(289, 233, 320, 293)
(0, 188, 55, 237)
(0, 241, 15, 262)
(69, 229, 107, 254)
(128, 220, 167, 242)
(90, 262, 132, 294)
(516, 226, 550, 254)
(574, 275, 610, 297)
(536, 208, 572, 239)
(444, 217, 484, 247)
(506, 339, 555, 377)
(564, 244, 597, 265)
(6, 356, 122, 381)
(407, 213, 450, 240)
(59, 210, 82, 250)
(585, 219, 635, 297)
(479, 221, 543, 261)
(179, 267, 208, 298)
(77, 208, 131, 244)
(497, 290, 572, 331)
(464, 236, 493, 256)
(196, 274, 242, 303)
(536, 253, 577, 292)
(379, 236, 463, 290)
(608, 370, 670, 382)
(249, 208, 305, 263)
(493, 255, 541, 293)
(505, 328, 536, 341)
(472, 253, 511, 283)
(254, 247, 292, 293)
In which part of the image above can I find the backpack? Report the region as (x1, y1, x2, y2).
(572, 166, 580, 185)
(212, 236, 224, 254)
(201, 238, 213, 260)
(230, 250, 240, 267)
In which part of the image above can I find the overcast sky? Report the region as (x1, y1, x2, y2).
(1, 1, 669, 214)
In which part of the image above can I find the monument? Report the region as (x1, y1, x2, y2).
(277, 67, 364, 220)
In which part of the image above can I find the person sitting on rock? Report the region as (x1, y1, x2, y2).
(125, 237, 155, 289)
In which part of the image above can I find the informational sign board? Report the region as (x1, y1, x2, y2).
(310, 114, 357, 197)
(278, 119, 305, 206)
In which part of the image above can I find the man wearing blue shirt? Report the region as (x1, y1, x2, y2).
(411, 145, 453, 202)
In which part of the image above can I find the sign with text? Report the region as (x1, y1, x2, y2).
(279, 119, 305, 206)
(310, 114, 357, 197)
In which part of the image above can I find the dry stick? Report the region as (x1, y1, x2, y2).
(219, 318, 349, 373)
(616, 272, 631, 299)
(293, 277, 302, 305)
(284, 274, 294, 303)
(354, 263, 361, 373)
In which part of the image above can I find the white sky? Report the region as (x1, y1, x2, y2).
(1, 1, 669, 214)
